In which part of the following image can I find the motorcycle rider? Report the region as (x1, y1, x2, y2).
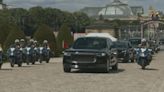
(38, 40, 51, 63)
(137, 38, 152, 69)
(42, 40, 51, 55)
(140, 38, 149, 48)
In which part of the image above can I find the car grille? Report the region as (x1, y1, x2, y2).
(117, 50, 125, 58)
(71, 54, 95, 63)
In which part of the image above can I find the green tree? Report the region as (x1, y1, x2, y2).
(4, 24, 25, 50)
(73, 12, 91, 33)
(33, 24, 58, 56)
(0, 23, 11, 47)
(57, 23, 73, 53)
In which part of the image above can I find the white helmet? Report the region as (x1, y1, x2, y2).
(15, 39, 20, 43)
(43, 40, 48, 43)
(34, 40, 38, 43)
(141, 38, 146, 42)
(29, 39, 34, 42)
(20, 39, 25, 42)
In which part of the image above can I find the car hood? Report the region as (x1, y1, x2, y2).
(64, 48, 106, 53)
(116, 48, 127, 51)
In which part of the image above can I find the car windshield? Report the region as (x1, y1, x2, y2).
(73, 37, 107, 49)
(129, 39, 141, 47)
(112, 42, 128, 48)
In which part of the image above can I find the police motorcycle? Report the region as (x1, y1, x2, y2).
(25, 45, 36, 65)
(0, 48, 3, 69)
(33, 40, 39, 62)
(136, 47, 152, 69)
(38, 46, 50, 63)
(7, 45, 23, 67)
(38, 40, 50, 63)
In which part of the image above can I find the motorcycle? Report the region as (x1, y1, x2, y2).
(25, 47, 36, 65)
(39, 47, 50, 63)
(136, 47, 152, 69)
(7, 47, 23, 67)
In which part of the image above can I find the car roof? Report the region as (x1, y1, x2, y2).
(86, 33, 117, 41)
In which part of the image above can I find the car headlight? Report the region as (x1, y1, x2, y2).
(64, 52, 71, 56)
(122, 50, 127, 53)
(97, 53, 106, 57)
(112, 52, 117, 55)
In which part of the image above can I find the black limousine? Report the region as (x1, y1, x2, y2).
(63, 36, 118, 73)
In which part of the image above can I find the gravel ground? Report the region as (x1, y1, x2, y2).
(1, 48, 164, 92)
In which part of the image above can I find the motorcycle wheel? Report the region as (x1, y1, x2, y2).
(10, 62, 14, 67)
(46, 58, 50, 63)
(141, 59, 146, 69)
(18, 62, 22, 67)
(32, 59, 35, 65)
(39, 56, 43, 63)
(26, 59, 30, 65)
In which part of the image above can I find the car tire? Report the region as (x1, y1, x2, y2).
(63, 64, 71, 73)
(112, 62, 118, 70)
(0, 63, 2, 69)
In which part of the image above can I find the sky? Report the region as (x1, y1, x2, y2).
(3, 0, 164, 13)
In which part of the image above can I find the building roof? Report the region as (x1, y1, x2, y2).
(98, 0, 133, 17)
(80, 0, 144, 20)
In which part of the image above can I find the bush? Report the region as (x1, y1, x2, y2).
(0, 23, 11, 47)
(33, 24, 59, 56)
(3, 24, 26, 51)
(57, 23, 74, 53)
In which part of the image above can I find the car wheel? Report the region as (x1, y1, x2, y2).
(0, 63, 2, 69)
(111, 56, 118, 70)
(112, 62, 118, 70)
(63, 64, 71, 73)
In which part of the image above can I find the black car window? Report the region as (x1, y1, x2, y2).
(73, 37, 107, 49)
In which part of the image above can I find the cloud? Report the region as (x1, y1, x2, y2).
(3, 0, 164, 12)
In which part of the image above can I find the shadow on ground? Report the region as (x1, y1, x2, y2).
(71, 69, 125, 74)
(0, 68, 12, 71)
(142, 68, 159, 71)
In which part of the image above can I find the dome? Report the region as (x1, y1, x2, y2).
(98, 0, 133, 17)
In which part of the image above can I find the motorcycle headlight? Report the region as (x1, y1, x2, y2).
(148, 49, 152, 52)
(64, 52, 71, 56)
(140, 52, 145, 57)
